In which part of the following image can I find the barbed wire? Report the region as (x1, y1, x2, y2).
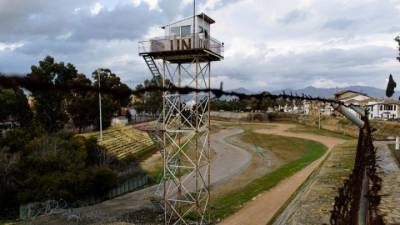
(0, 74, 344, 106)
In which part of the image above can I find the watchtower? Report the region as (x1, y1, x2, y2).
(139, 12, 223, 225)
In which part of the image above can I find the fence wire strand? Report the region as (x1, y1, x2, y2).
(0, 74, 387, 225)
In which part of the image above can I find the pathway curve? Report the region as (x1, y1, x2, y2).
(219, 123, 345, 225)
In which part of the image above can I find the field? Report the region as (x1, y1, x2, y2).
(287, 124, 353, 140)
(81, 125, 155, 159)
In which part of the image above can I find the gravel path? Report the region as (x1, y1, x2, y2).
(375, 141, 400, 225)
(219, 123, 345, 225)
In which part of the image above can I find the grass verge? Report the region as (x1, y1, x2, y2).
(209, 132, 327, 220)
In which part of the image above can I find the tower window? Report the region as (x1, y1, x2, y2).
(170, 27, 180, 36)
(181, 25, 191, 36)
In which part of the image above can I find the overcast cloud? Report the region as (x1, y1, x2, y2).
(0, 0, 399, 91)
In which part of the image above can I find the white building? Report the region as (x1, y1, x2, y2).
(162, 13, 213, 37)
(368, 99, 400, 120)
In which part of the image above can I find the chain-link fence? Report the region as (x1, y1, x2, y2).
(330, 118, 385, 225)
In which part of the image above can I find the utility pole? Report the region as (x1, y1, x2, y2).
(318, 104, 321, 130)
(98, 71, 103, 141)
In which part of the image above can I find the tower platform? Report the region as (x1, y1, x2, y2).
(138, 33, 224, 63)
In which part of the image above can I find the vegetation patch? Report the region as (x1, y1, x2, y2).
(209, 132, 327, 220)
(0, 220, 17, 225)
(216, 122, 276, 131)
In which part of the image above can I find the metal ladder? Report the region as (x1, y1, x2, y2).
(143, 54, 161, 78)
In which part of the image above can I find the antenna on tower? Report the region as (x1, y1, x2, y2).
(193, 0, 196, 48)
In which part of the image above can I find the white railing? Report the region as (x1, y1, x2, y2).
(138, 33, 224, 57)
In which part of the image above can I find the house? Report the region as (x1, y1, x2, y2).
(111, 107, 130, 126)
(303, 100, 334, 116)
(334, 90, 372, 105)
(367, 99, 400, 120)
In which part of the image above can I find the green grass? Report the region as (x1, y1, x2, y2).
(217, 122, 276, 130)
(288, 125, 354, 140)
(209, 132, 327, 220)
(0, 220, 17, 225)
(389, 144, 400, 166)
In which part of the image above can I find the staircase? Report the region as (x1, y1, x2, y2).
(140, 54, 168, 213)
(143, 54, 162, 78)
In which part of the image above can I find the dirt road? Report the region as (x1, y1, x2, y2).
(219, 123, 345, 225)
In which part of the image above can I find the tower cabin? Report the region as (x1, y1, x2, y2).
(138, 13, 224, 63)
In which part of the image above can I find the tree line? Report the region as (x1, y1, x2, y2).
(0, 56, 154, 219)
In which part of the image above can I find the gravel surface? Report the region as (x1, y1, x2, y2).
(376, 141, 400, 225)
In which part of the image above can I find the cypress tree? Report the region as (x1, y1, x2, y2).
(386, 74, 397, 98)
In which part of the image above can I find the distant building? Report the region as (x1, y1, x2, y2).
(0, 119, 18, 137)
(303, 100, 334, 116)
(367, 99, 400, 120)
(111, 107, 130, 126)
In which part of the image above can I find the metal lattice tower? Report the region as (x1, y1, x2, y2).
(139, 13, 223, 225)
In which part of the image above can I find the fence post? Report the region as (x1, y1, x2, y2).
(396, 136, 399, 150)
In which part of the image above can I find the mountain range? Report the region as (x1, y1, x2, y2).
(224, 86, 400, 99)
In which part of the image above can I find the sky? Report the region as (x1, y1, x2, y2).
(0, 0, 400, 91)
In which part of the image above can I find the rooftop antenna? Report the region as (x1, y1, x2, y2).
(193, 0, 196, 48)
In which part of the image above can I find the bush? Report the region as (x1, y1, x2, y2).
(16, 134, 118, 204)
(88, 166, 118, 196)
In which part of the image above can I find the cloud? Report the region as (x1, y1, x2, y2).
(0, 0, 400, 91)
(323, 18, 354, 30)
(132, 0, 161, 11)
(279, 9, 308, 24)
(0, 42, 24, 52)
(310, 79, 350, 88)
(90, 2, 103, 15)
